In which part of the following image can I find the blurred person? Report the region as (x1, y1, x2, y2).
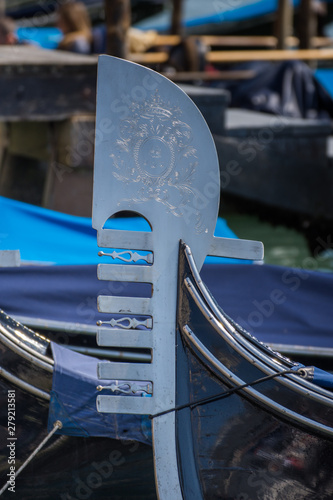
(0, 16, 17, 45)
(56, 2, 92, 54)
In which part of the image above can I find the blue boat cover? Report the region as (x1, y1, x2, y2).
(0, 196, 244, 265)
(136, 0, 301, 32)
(16, 27, 62, 49)
(0, 263, 332, 349)
(48, 342, 152, 443)
(48, 342, 333, 441)
(309, 366, 333, 389)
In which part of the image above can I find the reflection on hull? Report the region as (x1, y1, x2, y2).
(176, 243, 333, 500)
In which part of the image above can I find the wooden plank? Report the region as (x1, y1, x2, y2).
(298, 0, 315, 50)
(275, 0, 293, 50)
(146, 35, 300, 49)
(130, 45, 333, 67)
(313, 37, 333, 48)
(200, 35, 279, 48)
(163, 70, 256, 81)
(129, 51, 169, 64)
(104, 0, 130, 58)
(171, 0, 184, 36)
(200, 36, 331, 49)
(206, 48, 333, 63)
(154, 34, 181, 46)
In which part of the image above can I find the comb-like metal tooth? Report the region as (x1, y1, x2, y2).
(97, 394, 154, 415)
(98, 250, 153, 264)
(96, 317, 152, 329)
(97, 296, 152, 316)
(97, 264, 153, 283)
(98, 361, 153, 381)
(209, 236, 264, 261)
(97, 328, 153, 348)
(97, 229, 153, 251)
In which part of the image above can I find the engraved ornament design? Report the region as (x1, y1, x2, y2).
(110, 92, 207, 233)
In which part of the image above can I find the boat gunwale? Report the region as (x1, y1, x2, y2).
(182, 243, 333, 402)
(183, 244, 294, 364)
(182, 324, 333, 439)
(0, 363, 50, 400)
(0, 315, 54, 371)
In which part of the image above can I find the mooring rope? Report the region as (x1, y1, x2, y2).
(0, 420, 62, 497)
(150, 368, 297, 420)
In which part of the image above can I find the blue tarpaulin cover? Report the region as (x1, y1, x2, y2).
(0, 263, 333, 349)
(48, 342, 152, 443)
(136, 0, 301, 32)
(0, 196, 244, 265)
(311, 367, 333, 389)
(300, 366, 333, 389)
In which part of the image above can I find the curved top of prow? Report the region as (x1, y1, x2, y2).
(92, 55, 220, 271)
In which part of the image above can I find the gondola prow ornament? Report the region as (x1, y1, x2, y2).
(92, 55, 263, 499)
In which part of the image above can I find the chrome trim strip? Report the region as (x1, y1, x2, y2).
(13, 315, 98, 336)
(0, 325, 54, 372)
(183, 244, 333, 396)
(267, 343, 333, 358)
(185, 246, 295, 364)
(0, 365, 50, 401)
(183, 325, 333, 437)
(183, 276, 333, 404)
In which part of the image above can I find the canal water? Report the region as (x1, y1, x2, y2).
(223, 209, 333, 273)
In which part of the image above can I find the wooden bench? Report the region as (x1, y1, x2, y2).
(140, 34, 333, 49)
(129, 34, 333, 66)
(206, 48, 333, 64)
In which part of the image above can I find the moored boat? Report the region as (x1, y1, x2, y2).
(174, 241, 333, 499)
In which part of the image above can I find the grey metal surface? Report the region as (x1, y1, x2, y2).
(93, 56, 221, 421)
(92, 55, 264, 500)
(208, 235, 263, 260)
(97, 328, 154, 348)
(93, 56, 220, 268)
(97, 263, 153, 282)
(97, 296, 152, 315)
(92, 54, 221, 500)
(0, 250, 20, 267)
(98, 361, 153, 381)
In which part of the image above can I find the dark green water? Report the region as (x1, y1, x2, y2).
(224, 212, 333, 272)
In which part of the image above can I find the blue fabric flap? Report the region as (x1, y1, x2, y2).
(48, 342, 152, 444)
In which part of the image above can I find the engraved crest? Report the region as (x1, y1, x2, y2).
(110, 92, 208, 233)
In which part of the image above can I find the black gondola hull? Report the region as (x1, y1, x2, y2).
(175, 243, 333, 499)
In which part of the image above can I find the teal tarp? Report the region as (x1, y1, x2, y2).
(0, 196, 244, 265)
